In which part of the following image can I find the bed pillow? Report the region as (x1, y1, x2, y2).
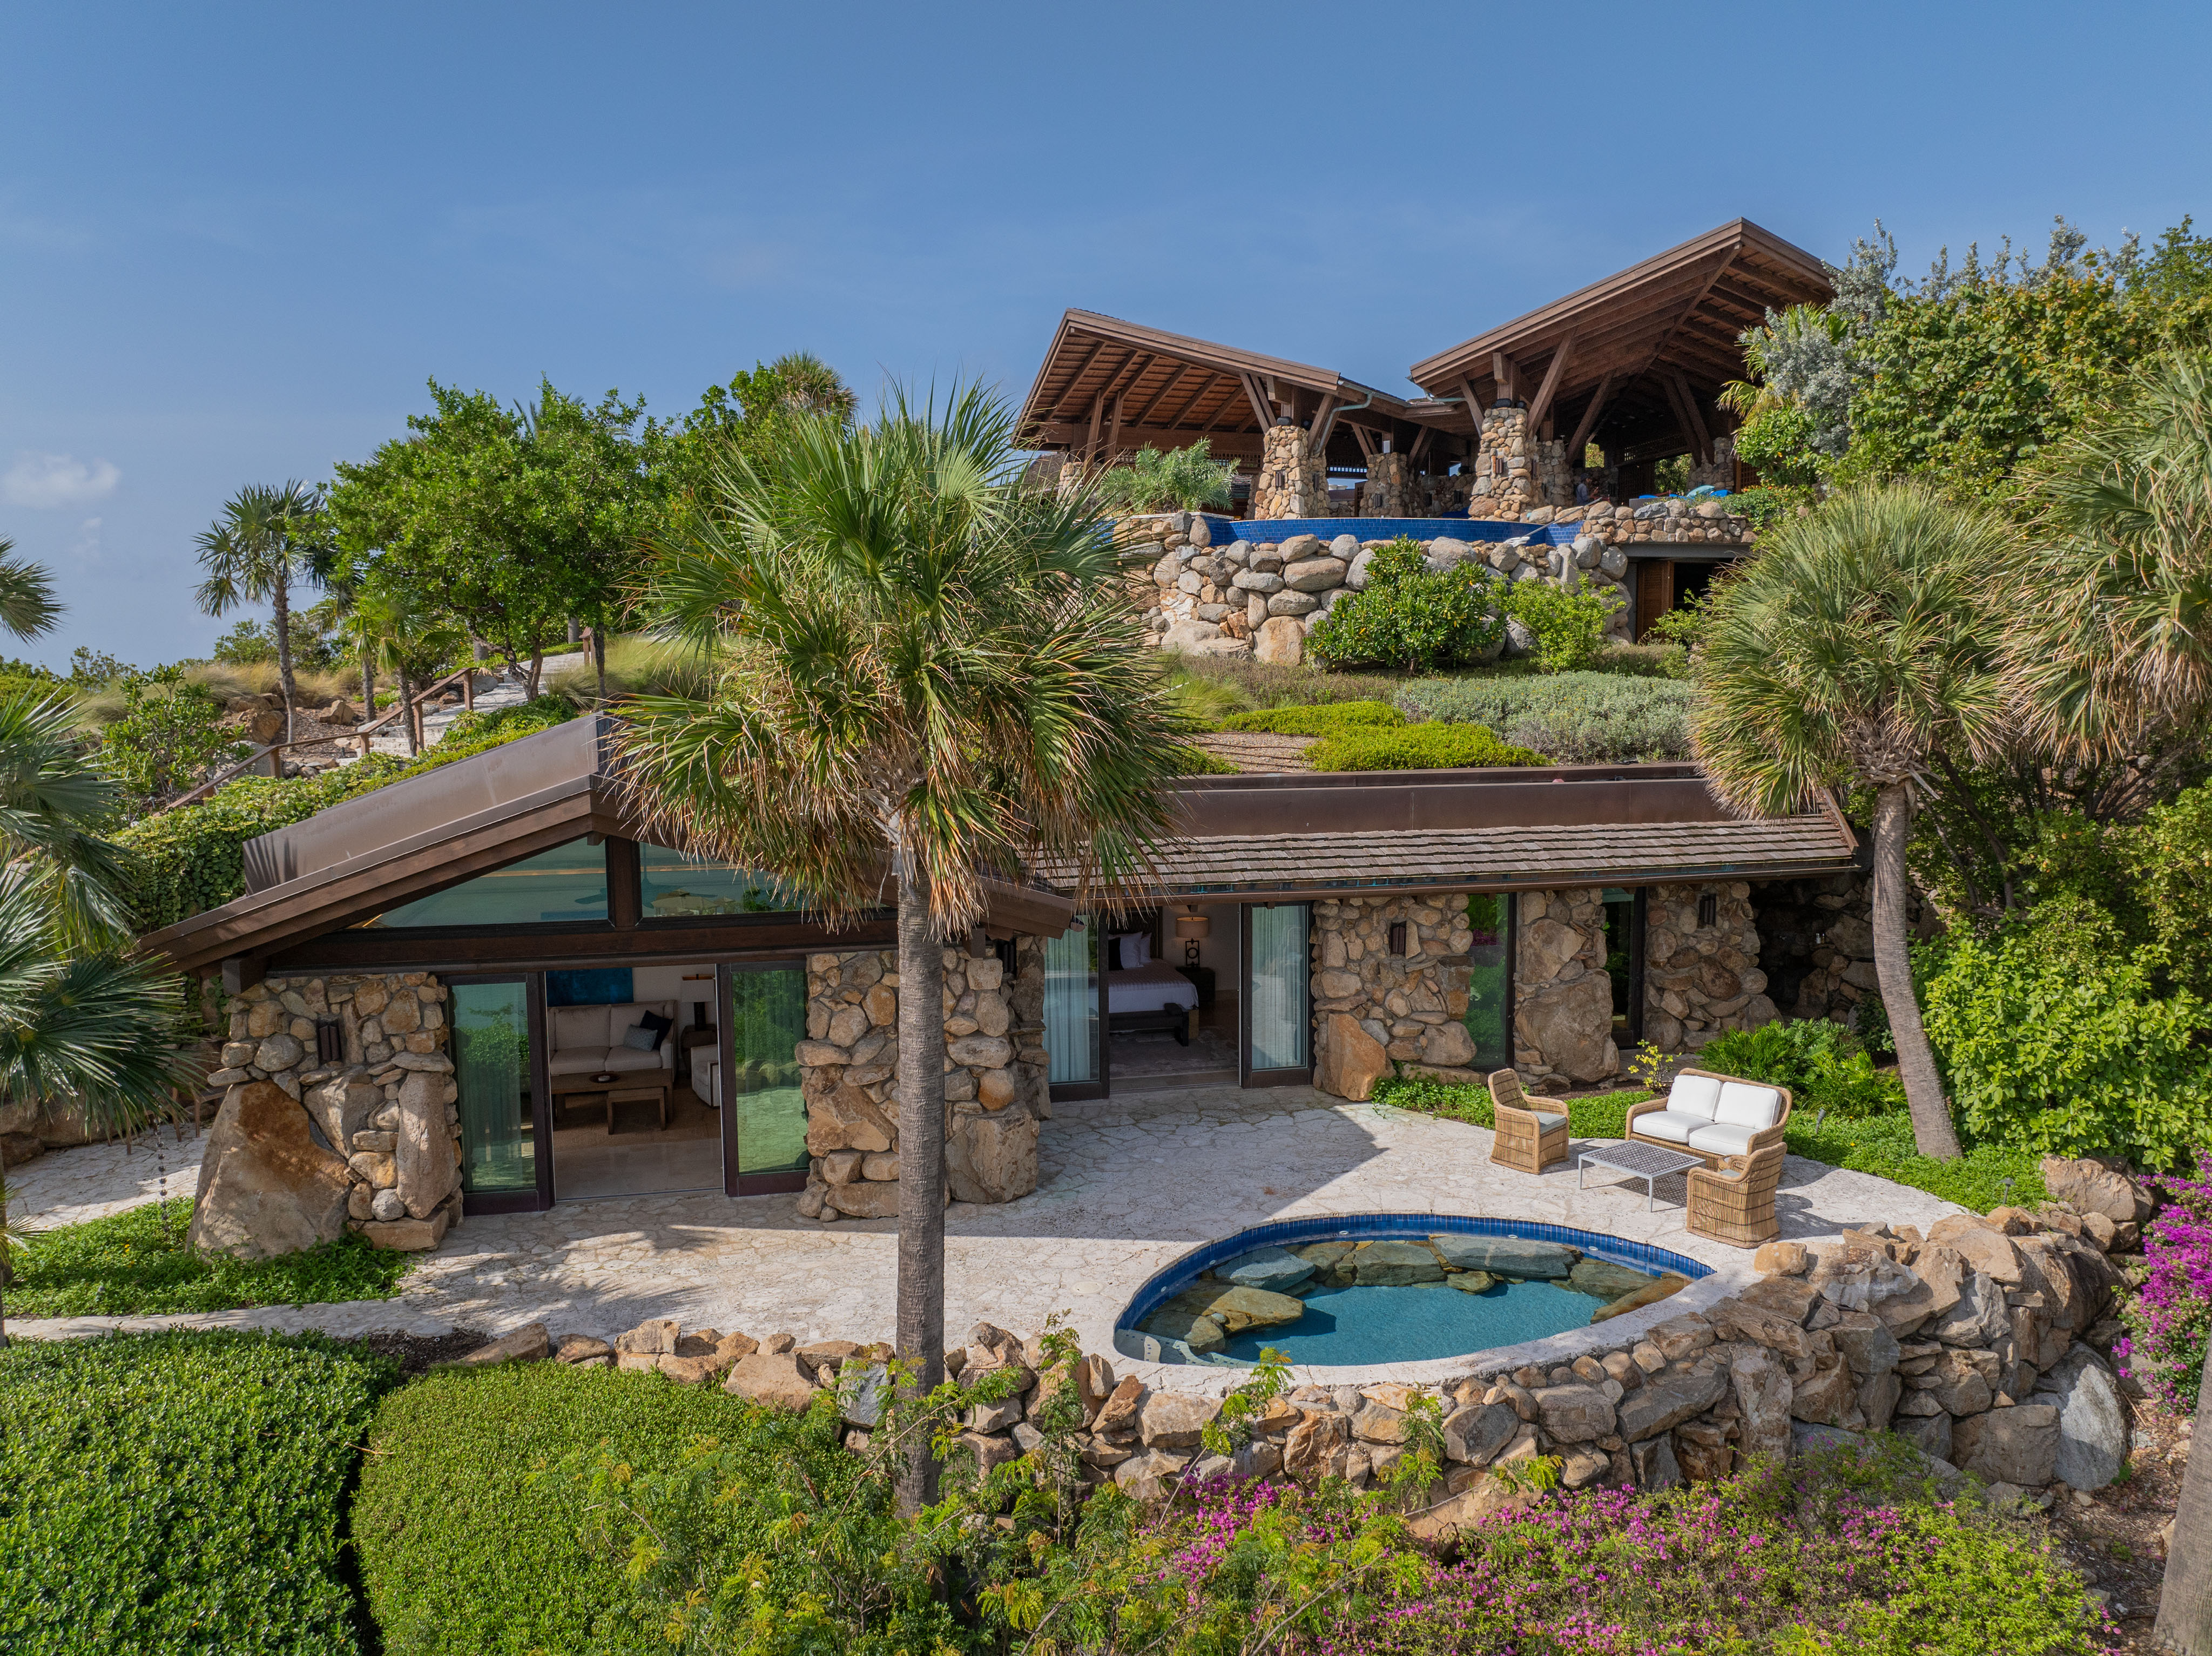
(620, 1023, 663, 1053)
(1122, 931, 1150, 968)
(1665, 1072, 1724, 1121)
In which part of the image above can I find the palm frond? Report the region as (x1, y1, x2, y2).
(0, 544, 62, 641)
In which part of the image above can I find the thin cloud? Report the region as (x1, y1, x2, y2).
(2, 452, 121, 509)
(70, 517, 104, 566)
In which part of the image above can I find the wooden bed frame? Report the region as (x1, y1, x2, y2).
(1103, 909, 1195, 1045)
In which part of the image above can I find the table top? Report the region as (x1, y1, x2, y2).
(1579, 1142, 1702, 1178)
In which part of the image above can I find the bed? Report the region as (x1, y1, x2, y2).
(1107, 958, 1199, 1044)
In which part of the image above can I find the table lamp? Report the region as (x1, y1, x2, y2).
(1174, 910, 1209, 966)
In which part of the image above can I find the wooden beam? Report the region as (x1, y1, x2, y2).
(1351, 424, 1378, 463)
(1307, 392, 1339, 450)
(1659, 373, 1704, 467)
(1165, 371, 1219, 431)
(1565, 369, 1616, 464)
(1085, 394, 1105, 460)
(1525, 330, 1577, 432)
(1458, 377, 1487, 436)
(1239, 372, 1276, 432)
(1129, 362, 1193, 428)
(1108, 394, 1126, 459)
(1670, 370, 1713, 466)
(1492, 353, 1520, 404)
(1047, 336, 1108, 417)
(1406, 426, 1434, 464)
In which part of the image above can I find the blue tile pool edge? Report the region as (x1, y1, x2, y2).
(1117, 1212, 1712, 1341)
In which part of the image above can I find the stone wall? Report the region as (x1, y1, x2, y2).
(794, 939, 1047, 1220)
(197, 973, 462, 1253)
(1311, 895, 1479, 1100)
(1642, 883, 1779, 1053)
(1513, 889, 1619, 1090)
(1577, 495, 1751, 548)
(1252, 425, 1326, 519)
(1359, 451, 1414, 517)
(1750, 874, 1879, 1027)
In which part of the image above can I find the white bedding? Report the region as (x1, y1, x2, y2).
(1107, 959, 1200, 1015)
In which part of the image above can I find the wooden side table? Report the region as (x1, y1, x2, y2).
(1176, 965, 1216, 1009)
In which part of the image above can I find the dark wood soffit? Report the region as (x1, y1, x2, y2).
(1141, 863, 1860, 905)
(267, 917, 904, 976)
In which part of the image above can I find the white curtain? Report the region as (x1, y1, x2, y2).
(1043, 925, 1097, 1084)
(1247, 904, 1312, 1071)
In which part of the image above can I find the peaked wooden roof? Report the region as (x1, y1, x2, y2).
(1406, 219, 1833, 464)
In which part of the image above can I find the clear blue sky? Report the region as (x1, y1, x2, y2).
(5, 1, 2208, 669)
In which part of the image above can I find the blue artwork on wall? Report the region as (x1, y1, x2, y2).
(546, 968, 635, 1007)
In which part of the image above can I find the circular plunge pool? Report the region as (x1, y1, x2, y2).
(1114, 1215, 1711, 1368)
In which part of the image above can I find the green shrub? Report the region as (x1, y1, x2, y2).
(1500, 577, 1623, 673)
(0, 1329, 399, 1656)
(1307, 721, 1547, 772)
(1920, 895, 2212, 1170)
(95, 680, 251, 820)
(1395, 671, 1695, 762)
(1218, 700, 1402, 736)
(1700, 1018, 1906, 1120)
(1306, 539, 1505, 671)
(1172, 743, 1243, 775)
(117, 697, 577, 931)
(6, 1195, 414, 1316)
(353, 1359, 850, 1655)
(1786, 1110, 2047, 1213)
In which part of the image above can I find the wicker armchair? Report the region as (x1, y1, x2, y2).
(1687, 1144, 1786, 1247)
(1487, 1069, 1570, 1175)
(1624, 1067, 1792, 1171)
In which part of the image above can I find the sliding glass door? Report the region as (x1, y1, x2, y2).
(1240, 903, 1312, 1086)
(1044, 921, 1104, 1101)
(1463, 894, 1515, 1072)
(449, 975, 551, 1213)
(721, 962, 810, 1194)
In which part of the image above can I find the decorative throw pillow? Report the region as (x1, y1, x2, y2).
(636, 1009, 674, 1039)
(1122, 931, 1150, 968)
(621, 1024, 662, 1052)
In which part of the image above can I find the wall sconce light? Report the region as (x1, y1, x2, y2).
(1387, 921, 1408, 957)
(1697, 894, 1718, 929)
(1174, 909, 1210, 966)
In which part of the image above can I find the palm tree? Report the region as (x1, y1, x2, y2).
(358, 591, 466, 758)
(0, 540, 62, 641)
(617, 384, 1189, 1513)
(1691, 482, 2015, 1161)
(194, 481, 333, 743)
(2011, 350, 2212, 759)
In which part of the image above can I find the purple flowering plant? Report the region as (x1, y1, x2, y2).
(2116, 1146, 2212, 1410)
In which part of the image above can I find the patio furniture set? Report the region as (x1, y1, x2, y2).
(1485, 1066, 1791, 1248)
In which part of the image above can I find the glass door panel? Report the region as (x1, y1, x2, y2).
(1243, 903, 1312, 1083)
(452, 981, 537, 1197)
(729, 967, 808, 1176)
(1462, 893, 1515, 1071)
(1044, 922, 1101, 1095)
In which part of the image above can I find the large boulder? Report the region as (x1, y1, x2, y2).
(1353, 1241, 1445, 1285)
(1316, 1012, 1389, 1101)
(2034, 1348, 2130, 1490)
(2039, 1155, 2153, 1225)
(187, 1082, 354, 1259)
(1427, 1235, 1576, 1279)
(302, 1073, 381, 1155)
(1159, 619, 1224, 654)
(1951, 1403, 2060, 1488)
(1252, 615, 1305, 665)
(1516, 974, 1617, 1083)
(1216, 1246, 1315, 1294)
(947, 1102, 1037, 1204)
(395, 1070, 457, 1220)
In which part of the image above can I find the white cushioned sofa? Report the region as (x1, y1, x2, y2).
(1624, 1068, 1792, 1168)
(548, 1000, 677, 1080)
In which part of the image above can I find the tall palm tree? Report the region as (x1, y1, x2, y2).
(2011, 350, 2212, 759)
(1692, 482, 2015, 1161)
(194, 481, 333, 743)
(618, 384, 1189, 1513)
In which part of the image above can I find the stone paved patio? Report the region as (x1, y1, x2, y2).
(12, 1086, 1965, 1385)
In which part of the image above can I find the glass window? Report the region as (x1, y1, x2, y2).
(730, 968, 808, 1175)
(1247, 903, 1312, 1072)
(362, 839, 608, 928)
(452, 982, 535, 1194)
(1463, 893, 1514, 1071)
(1602, 887, 1638, 1042)
(639, 846, 801, 920)
(1043, 922, 1098, 1085)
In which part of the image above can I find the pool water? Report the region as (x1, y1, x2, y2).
(1219, 1279, 1610, 1366)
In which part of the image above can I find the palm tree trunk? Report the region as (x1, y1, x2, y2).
(1872, 783, 1962, 1160)
(272, 569, 296, 744)
(358, 638, 375, 724)
(2155, 1352, 2212, 1655)
(593, 625, 608, 706)
(893, 856, 947, 1518)
(397, 666, 419, 758)
(0, 1173, 11, 1351)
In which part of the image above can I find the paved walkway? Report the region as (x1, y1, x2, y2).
(10, 1087, 1963, 1385)
(9, 1128, 206, 1229)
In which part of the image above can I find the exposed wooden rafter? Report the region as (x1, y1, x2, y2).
(1565, 370, 1615, 463)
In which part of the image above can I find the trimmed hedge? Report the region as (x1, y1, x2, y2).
(117, 698, 576, 932)
(352, 1358, 847, 1655)
(0, 1329, 399, 1656)
(1218, 700, 1404, 736)
(1308, 721, 1546, 772)
(1394, 671, 1695, 763)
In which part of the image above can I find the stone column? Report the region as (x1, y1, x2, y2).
(1253, 425, 1325, 519)
(1466, 407, 1540, 521)
(1361, 452, 1413, 517)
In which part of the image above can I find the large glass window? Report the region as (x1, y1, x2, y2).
(640, 846, 801, 920)
(1463, 893, 1514, 1071)
(362, 839, 608, 928)
(452, 982, 536, 1194)
(1602, 887, 1640, 1044)
(1043, 922, 1099, 1085)
(1245, 903, 1312, 1074)
(729, 968, 809, 1174)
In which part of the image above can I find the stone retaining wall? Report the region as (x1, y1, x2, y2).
(1512, 889, 1618, 1089)
(1642, 882, 1779, 1052)
(1311, 895, 1479, 1100)
(794, 941, 1048, 1221)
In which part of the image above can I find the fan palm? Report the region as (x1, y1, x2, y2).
(2010, 350, 2212, 759)
(194, 481, 333, 743)
(0, 539, 62, 640)
(1692, 482, 2015, 1160)
(356, 590, 466, 757)
(618, 383, 1189, 1513)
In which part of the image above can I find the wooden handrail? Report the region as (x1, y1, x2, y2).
(157, 664, 489, 813)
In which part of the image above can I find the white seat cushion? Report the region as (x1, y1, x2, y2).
(1714, 1082, 1784, 1131)
(551, 1005, 610, 1053)
(1633, 1110, 1705, 1145)
(548, 1049, 612, 1077)
(1688, 1121, 1761, 1158)
(600, 1046, 667, 1075)
(1665, 1073, 1723, 1121)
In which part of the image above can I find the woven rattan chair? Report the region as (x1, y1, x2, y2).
(1687, 1144, 1786, 1247)
(1487, 1068, 1570, 1175)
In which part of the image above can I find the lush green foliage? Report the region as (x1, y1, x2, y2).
(115, 697, 576, 931)
(1920, 895, 2212, 1170)
(352, 1358, 873, 1656)
(1500, 576, 1622, 673)
(1730, 404, 1827, 486)
(1306, 539, 1505, 672)
(1307, 720, 1547, 772)
(1217, 699, 1402, 736)
(1786, 1109, 2047, 1213)
(1096, 440, 1236, 514)
(5, 1195, 413, 1316)
(1371, 1076, 1653, 1140)
(1700, 1018, 1907, 1120)
(95, 679, 247, 818)
(0, 1330, 399, 1656)
(1394, 672, 1694, 762)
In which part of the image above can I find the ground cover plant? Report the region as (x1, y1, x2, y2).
(1394, 671, 1695, 763)
(1305, 720, 1545, 772)
(1217, 699, 1404, 736)
(0, 1329, 399, 1656)
(1370, 1075, 1652, 1141)
(2116, 1148, 2211, 1412)
(4, 1194, 413, 1316)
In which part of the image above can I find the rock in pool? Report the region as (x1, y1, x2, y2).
(1214, 1245, 1317, 1294)
(1428, 1235, 1580, 1279)
(1353, 1240, 1446, 1285)
(1446, 1270, 1500, 1295)
(1568, 1258, 1659, 1301)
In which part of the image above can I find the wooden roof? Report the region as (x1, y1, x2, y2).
(1406, 219, 1832, 465)
(1017, 309, 1454, 465)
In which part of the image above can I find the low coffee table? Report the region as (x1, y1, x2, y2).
(606, 1083, 670, 1135)
(1577, 1143, 1703, 1211)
